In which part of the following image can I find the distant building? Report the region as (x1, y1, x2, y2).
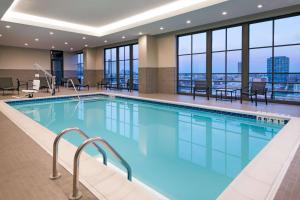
(267, 56, 289, 83)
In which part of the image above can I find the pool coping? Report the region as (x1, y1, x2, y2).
(1, 91, 300, 200)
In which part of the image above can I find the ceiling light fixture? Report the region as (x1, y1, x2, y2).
(122, 36, 126, 39)
(49, 31, 54, 35)
(24, 43, 28, 46)
(82, 36, 86, 40)
(257, 4, 263, 8)
(5, 25, 11, 29)
(160, 26, 164, 30)
(186, 20, 191, 24)
(1, 0, 219, 37)
(104, 40, 107, 43)
(139, 32, 143, 35)
(64, 42, 68, 45)
(222, 11, 227, 15)
(84, 44, 88, 47)
(51, 45, 55, 49)
(0, 34, 2, 37)
(34, 38, 39, 42)
(70, 47, 73, 51)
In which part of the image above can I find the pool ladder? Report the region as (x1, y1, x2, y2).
(49, 127, 132, 200)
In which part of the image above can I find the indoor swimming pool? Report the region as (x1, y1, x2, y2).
(9, 95, 284, 200)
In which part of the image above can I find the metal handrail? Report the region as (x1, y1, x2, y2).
(69, 137, 132, 200)
(49, 128, 107, 180)
(67, 79, 80, 100)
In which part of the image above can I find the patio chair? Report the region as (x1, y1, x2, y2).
(97, 79, 109, 90)
(193, 80, 210, 100)
(126, 79, 132, 92)
(0, 77, 20, 95)
(70, 77, 89, 91)
(240, 82, 268, 106)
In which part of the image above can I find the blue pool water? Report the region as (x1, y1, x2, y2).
(10, 95, 283, 200)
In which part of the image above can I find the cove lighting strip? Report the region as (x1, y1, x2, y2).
(2, 0, 226, 37)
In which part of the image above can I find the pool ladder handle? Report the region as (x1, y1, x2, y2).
(69, 137, 132, 200)
(49, 128, 132, 200)
(49, 127, 107, 180)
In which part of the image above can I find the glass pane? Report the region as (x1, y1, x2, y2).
(249, 48, 272, 83)
(119, 47, 124, 60)
(178, 35, 191, 55)
(105, 49, 111, 61)
(274, 45, 300, 73)
(212, 29, 226, 51)
(125, 46, 130, 59)
(133, 44, 139, 59)
(275, 15, 300, 45)
(193, 33, 206, 53)
(227, 26, 242, 50)
(193, 54, 206, 73)
(249, 21, 273, 48)
(178, 55, 191, 76)
(111, 48, 117, 61)
(212, 52, 225, 73)
(249, 48, 272, 73)
(227, 50, 242, 73)
(192, 54, 206, 81)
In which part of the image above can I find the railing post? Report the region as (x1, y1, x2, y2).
(69, 137, 132, 200)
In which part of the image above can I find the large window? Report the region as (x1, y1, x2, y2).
(104, 44, 138, 90)
(212, 26, 242, 92)
(178, 32, 207, 93)
(249, 16, 300, 101)
(76, 53, 84, 83)
(177, 13, 300, 102)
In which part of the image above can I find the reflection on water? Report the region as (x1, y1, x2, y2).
(13, 97, 282, 200)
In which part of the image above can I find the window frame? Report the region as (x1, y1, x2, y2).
(104, 43, 138, 90)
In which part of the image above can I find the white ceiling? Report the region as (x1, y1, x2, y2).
(0, 0, 300, 52)
(14, 0, 176, 27)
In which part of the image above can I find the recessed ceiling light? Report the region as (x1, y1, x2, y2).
(5, 25, 11, 29)
(0, 34, 2, 37)
(104, 40, 107, 43)
(49, 31, 54, 35)
(257, 4, 263, 8)
(70, 47, 73, 51)
(24, 43, 28, 46)
(51, 45, 55, 49)
(139, 32, 143, 35)
(122, 36, 126, 39)
(186, 20, 191, 24)
(34, 38, 39, 42)
(64, 42, 68, 45)
(84, 44, 88, 47)
(222, 11, 227, 15)
(160, 26, 164, 30)
(82, 36, 86, 40)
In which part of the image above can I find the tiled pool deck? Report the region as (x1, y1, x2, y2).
(0, 87, 299, 200)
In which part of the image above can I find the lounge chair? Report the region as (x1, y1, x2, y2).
(240, 82, 268, 106)
(193, 80, 210, 100)
(69, 77, 89, 91)
(0, 77, 20, 95)
(97, 79, 109, 90)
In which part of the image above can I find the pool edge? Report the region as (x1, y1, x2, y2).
(2, 92, 299, 200)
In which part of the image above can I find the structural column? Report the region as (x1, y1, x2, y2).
(138, 35, 158, 93)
